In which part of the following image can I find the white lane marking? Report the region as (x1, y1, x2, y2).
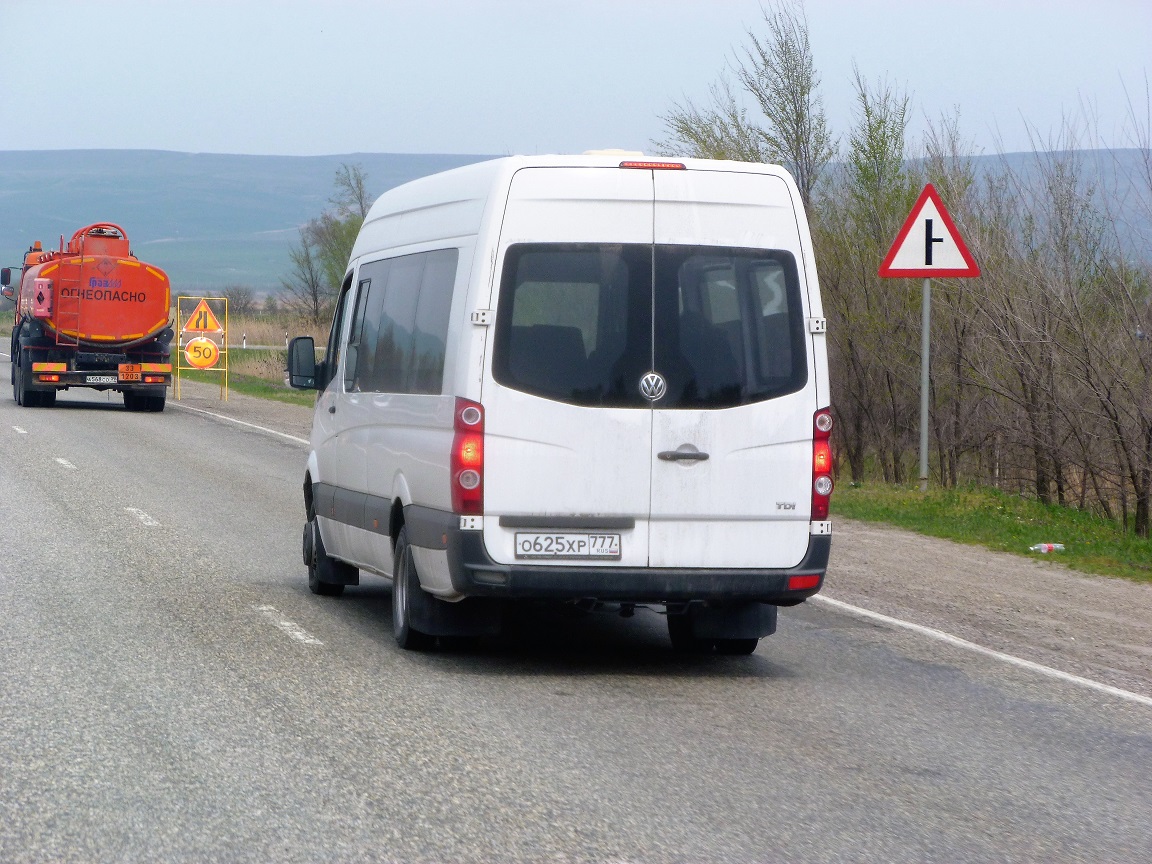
(125, 507, 161, 527)
(169, 402, 309, 445)
(12, 426, 27, 434)
(812, 594, 1152, 709)
(54, 457, 77, 470)
(253, 605, 324, 646)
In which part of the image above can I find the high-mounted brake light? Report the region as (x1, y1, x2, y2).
(812, 408, 834, 520)
(619, 161, 686, 170)
(451, 398, 484, 514)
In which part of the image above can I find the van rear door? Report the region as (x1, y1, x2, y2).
(648, 169, 817, 569)
(482, 167, 654, 568)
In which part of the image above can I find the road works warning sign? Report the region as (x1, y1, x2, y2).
(184, 297, 224, 333)
(879, 184, 980, 278)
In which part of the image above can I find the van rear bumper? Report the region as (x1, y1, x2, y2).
(420, 512, 830, 604)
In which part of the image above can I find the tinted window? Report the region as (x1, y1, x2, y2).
(371, 254, 423, 393)
(344, 277, 373, 389)
(325, 273, 354, 387)
(410, 249, 457, 394)
(350, 250, 458, 395)
(493, 243, 806, 408)
(349, 260, 390, 392)
(492, 244, 652, 407)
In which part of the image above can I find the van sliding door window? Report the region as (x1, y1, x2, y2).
(352, 250, 459, 395)
(494, 244, 806, 408)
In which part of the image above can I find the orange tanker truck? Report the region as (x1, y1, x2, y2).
(1, 223, 174, 411)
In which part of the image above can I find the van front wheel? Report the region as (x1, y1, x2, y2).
(392, 526, 435, 651)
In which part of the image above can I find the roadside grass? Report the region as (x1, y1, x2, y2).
(834, 483, 1152, 584)
(174, 349, 316, 408)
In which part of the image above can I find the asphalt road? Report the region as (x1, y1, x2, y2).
(1, 385, 1150, 863)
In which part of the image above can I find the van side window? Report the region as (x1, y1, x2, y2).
(350, 259, 391, 392)
(352, 249, 458, 395)
(344, 278, 373, 389)
(371, 254, 424, 392)
(410, 249, 458, 394)
(325, 273, 355, 388)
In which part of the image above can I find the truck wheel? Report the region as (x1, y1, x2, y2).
(16, 350, 40, 407)
(305, 518, 350, 597)
(392, 526, 435, 650)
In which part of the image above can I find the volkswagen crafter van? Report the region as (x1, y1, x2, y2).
(288, 154, 833, 654)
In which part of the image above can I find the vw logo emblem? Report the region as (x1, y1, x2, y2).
(639, 371, 667, 402)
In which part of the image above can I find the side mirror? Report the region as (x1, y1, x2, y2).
(287, 336, 318, 389)
(0, 268, 10, 287)
(0, 286, 12, 300)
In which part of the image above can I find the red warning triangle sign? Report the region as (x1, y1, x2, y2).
(879, 184, 980, 278)
(184, 298, 223, 333)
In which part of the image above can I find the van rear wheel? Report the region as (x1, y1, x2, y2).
(392, 526, 435, 651)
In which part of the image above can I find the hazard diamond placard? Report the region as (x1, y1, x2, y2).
(879, 184, 980, 278)
(184, 298, 223, 333)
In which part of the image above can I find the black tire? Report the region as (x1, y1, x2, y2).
(306, 518, 349, 597)
(715, 638, 759, 656)
(16, 349, 39, 407)
(392, 526, 435, 650)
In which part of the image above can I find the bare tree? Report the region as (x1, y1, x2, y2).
(279, 226, 330, 326)
(331, 163, 372, 220)
(655, 0, 834, 207)
(222, 284, 256, 317)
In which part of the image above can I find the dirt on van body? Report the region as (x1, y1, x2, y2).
(174, 379, 1152, 700)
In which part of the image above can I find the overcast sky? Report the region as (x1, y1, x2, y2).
(1, 0, 1148, 158)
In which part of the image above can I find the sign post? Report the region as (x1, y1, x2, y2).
(879, 184, 980, 492)
(175, 296, 229, 401)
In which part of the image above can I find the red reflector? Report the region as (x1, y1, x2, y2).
(143, 375, 164, 383)
(619, 160, 686, 170)
(788, 574, 821, 592)
(38, 374, 60, 382)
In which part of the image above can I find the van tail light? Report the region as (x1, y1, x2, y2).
(619, 160, 686, 170)
(451, 398, 484, 514)
(812, 408, 834, 520)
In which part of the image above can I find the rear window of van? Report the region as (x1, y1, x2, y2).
(492, 243, 807, 408)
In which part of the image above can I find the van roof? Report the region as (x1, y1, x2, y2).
(350, 155, 797, 263)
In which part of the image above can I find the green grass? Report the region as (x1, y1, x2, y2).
(834, 483, 1152, 584)
(174, 367, 317, 407)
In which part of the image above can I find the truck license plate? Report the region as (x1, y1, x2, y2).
(119, 364, 142, 382)
(515, 532, 621, 560)
(86, 375, 117, 384)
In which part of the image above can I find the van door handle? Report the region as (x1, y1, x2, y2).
(658, 450, 709, 462)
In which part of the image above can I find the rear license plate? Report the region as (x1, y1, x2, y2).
(119, 364, 142, 382)
(86, 375, 117, 384)
(515, 532, 621, 560)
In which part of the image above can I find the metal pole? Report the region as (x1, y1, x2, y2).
(919, 277, 931, 492)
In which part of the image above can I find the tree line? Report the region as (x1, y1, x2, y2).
(659, 0, 1152, 534)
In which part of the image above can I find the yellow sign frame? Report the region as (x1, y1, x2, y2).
(175, 295, 229, 400)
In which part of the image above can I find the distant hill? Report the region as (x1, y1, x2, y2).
(0, 150, 493, 292)
(1, 149, 1146, 294)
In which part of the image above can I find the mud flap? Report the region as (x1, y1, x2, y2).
(686, 602, 778, 640)
(409, 590, 504, 638)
